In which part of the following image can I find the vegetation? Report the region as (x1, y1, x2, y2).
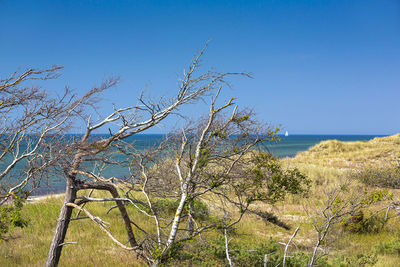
(1, 134, 400, 266)
(0, 193, 28, 240)
(356, 165, 400, 189)
(292, 134, 400, 169)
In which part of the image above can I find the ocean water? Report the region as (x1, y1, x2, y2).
(26, 134, 382, 196)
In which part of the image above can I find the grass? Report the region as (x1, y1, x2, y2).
(281, 134, 400, 266)
(289, 134, 400, 169)
(0, 194, 147, 267)
(2, 134, 400, 266)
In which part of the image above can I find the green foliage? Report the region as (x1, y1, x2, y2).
(153, 198, 209, 221)
(244, 151, 310, 204)
(364, 189, 392, 203)
(210, 129, 228, 139)
(331, 252, 378, 266)
(231, 114, 250, 124)
(169, 234, 312, 267)
(166, 242, 185, 263)
(341, 211, 386, 234)
(177, 237, 287, 267)
(234, 239, 284, 266)
(188, 198, 210, 221)
(0, 191, 29, 240)
(153, 198, 180, 216)
(224, 237, 309, 267)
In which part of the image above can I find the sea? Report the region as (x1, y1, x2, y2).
(23, 134, 383, 196)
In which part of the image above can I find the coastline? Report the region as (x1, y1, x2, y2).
(27, 193, 64, 203)
(23, 134, 385, 200)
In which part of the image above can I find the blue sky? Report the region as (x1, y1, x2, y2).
(1, 0, 399, 134)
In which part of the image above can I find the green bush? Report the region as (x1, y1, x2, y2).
(152, 198, 180, 216)
(183, 237, 311, 267)
(234, 239, 283, 266)
(341, 211, 386, 234)
(234, 240, 311, 267)
(153, 198, 209, 220)
(0, 192, 29, 240)
(331, 252, 378, 266)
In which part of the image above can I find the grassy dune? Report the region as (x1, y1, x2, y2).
(281, 134, 400, 266)
(290, 134, 400, 169)
(2, 134, 400, 266)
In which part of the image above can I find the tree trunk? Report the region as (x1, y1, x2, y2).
(78, 181, 138, 247)
(163, 187, 188, 258)
(186, 202, 194, 238)
(45, 178, 76, 267)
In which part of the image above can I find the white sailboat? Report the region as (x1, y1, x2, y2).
(285, 131, 289, 137)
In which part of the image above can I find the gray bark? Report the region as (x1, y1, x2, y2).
(45, 179, 76, 267)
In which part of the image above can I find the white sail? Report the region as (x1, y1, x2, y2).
(285, 131, 289, 137)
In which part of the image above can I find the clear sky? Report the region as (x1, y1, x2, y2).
(1, 0, 399, 134)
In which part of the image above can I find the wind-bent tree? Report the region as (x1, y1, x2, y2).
(59, 84, 309, 266)
(45, 46, 248, 266)
(44, 45, 309, 266)
(0, 66, 96, 239)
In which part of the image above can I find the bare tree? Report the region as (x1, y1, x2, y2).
(41, 45, 309, 266)
(0, 66, 98, 238)
(44, 45, 251, 266)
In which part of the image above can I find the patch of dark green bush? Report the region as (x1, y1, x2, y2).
(153, 198, 209, 220)
(341, 211, 386, 234)
(0, 192, 29, 240)
(174, 236, 312, 267)
(331, 252, 378, 267)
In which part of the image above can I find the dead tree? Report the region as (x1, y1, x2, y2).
(45, 45, 248, 266)
(0, 66, 96, 238)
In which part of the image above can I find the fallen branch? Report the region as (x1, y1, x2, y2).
(66, 203, 138, 251)
(58, 242, 77, 247)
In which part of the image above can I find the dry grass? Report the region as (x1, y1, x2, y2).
(288, 134, 400, 169)
(279, 134, 400, 266)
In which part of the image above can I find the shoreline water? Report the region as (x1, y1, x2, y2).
(25, 134, 385, 198)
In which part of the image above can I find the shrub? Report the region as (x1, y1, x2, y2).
(153, 198, 209, 220)
(332, 252, 378, 267)
(234, 239, 283, 266)
(0, 191, 29, 240)
(341, 211, 386, 234)
(356, 165, 400, 189)
(188, 237, 309, 267)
